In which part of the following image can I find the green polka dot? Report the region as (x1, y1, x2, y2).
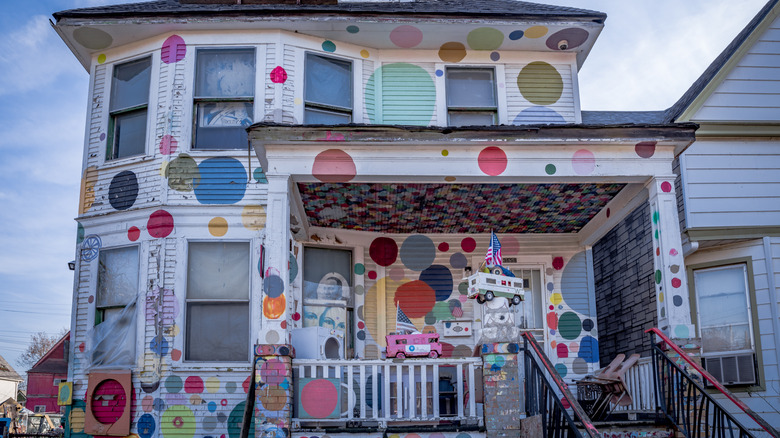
(433, 301, 453, 321)
(354, 263, 365, 275)
(366, 63, 435, 126)
(467, 27, 504, 50)
(654, 230, 659, 239)
(458, 281, 468, 295)
(674, 324, 690, 339)
(517, 61, 563, 106)
(289, 253, 298, 282)
(322, 40, 336, 52)
(554, 363, 568, 378)
(162, 406, 195, 438)
(652, 211, 659, 224)
(655, 270, 662, 284)
(545, 164, 556, 175)
(424, 311, 437, 325)
(76, 222, 85, 244)
(558, 311, 581, 340)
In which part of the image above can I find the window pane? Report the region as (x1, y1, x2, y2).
(303, 247, 352, 302)
(304, 108, 352, 125)
(195, 49, 255, 98)
(193, 102, 252, 149)
(449, 111, 496, 126)
(110, 57, 151, 112)
(694, 265, 752, 353)
(186, 303, 249, 361)
(305, 54, 352, 110)
(97, 246, 139, 308)
(113, 109, 148, 158)
(702, 324, 752, 352)
(302, 304, 348, 332)
(188, 242, 249, 299)
(447, 69, 496, 108)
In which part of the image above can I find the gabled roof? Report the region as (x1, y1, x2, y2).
(0, 354, 23, 382)
(664, 0, 779, 122)
(28, 332, 69, 375)
(581, 111, 667, 125)
(53, 0, 607, 22)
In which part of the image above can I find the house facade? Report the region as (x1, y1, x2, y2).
(26, 332, 70, 414)
(52, 0, 777, 437)
(0, 355, 23, 405)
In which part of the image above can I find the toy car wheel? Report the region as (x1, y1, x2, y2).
(429, 351, 439, 358)
(511, 295, 522, 305)
(476, 295, 486, 304)
(485, 291, 495, 301)
(397, 353, 405, 359)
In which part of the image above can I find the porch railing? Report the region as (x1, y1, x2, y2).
(610, 357, 657, 413)
(292, 358, 482, 427)
(522, 332, 601, 438)
(646, 328, 780, 438)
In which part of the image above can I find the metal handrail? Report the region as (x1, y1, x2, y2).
(522, 332, 601, 438)
(646, 328, 780, 438)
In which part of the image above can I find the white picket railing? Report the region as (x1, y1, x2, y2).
(292, 358, 482, 426)
(612, 357, 657, 412)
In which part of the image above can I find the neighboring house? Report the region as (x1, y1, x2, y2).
(50, 0, 777, 437)
(0, 355, 23, 404)
(26, 332, 70, 414)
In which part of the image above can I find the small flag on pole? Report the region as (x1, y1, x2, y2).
(396, 306, 417, 334)
(485, 231, 502, 267)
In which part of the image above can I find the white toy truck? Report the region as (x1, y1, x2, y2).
(467, 267, 525, 305)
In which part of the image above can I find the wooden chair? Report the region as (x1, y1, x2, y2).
(575, 353, 640, 420)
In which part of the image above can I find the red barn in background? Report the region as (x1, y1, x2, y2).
(25, 333, 69, 414)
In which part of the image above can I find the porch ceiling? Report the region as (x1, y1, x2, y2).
(297, 182, 625, 234)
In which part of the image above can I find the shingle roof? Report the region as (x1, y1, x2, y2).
(0, 354, 23, 382)
(581, 111, 667, 125)
(53, 0, 606, 22)
(664, 0, 779, 122)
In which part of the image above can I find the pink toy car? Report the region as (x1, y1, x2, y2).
(386, 333, 442, 359)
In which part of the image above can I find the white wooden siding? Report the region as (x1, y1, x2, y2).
(282, 44, 296, 124)
(680, 139, 780, 229)
(692, 16, 780, 122)
(505, 62, 576, 124)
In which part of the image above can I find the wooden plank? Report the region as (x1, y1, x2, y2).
(685, 169, 780, 184)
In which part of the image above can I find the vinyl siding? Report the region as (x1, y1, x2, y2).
(505, 62, 576, 124)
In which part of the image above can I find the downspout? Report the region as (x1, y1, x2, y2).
(762, 237, 780, 382)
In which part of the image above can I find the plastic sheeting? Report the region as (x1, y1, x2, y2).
(87, 296, 137, 369)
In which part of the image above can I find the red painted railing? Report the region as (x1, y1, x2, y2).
(646, 327, 779, 437)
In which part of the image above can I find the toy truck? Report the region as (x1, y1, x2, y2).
(385, 333, 442, 359)
(467, 267, 525, 305)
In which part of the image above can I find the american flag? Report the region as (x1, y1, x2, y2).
(485, 231, 502, 266)
(396, 306, 417, 334)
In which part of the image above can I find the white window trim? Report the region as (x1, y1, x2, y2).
(295, 50, 359, 125)
(435, 63, 507, 126)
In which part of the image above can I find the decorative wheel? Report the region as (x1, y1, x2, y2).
(476, 295, 486, 304)
(81, 234, 102, 262)
(484, 291, 495, 301)
(397, 353, 405, 359)
(429, 351, 439, 358)
(511, 295, 522, 306)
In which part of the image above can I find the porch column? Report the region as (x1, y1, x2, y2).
(254, 344, 294, 438)
(481, 342, 522, 438)
(647, 176, 695, 340)
(260, 174, 292, 345)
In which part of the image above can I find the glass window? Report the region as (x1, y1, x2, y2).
(108, 57, 151, 160)
(303, 247, 353, 356)
(446, 68, 497, 126)
(304, 54, 352, 124)
(96, 246, 139, 325)
(193, 49, 255, 149)
(186, 242, 250, 361)
(693, 264, 754, 354)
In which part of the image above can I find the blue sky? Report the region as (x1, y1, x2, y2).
(0, 0, 768, 371)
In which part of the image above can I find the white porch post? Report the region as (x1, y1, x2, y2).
(647, 176, 695, 339)
(260, 173, 292, 345)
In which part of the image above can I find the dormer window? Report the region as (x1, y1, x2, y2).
(193, 48, 255, 149)
(108, 57, 151, 160)
(446, 67, 497, 126)
(304, 53, 352, 124)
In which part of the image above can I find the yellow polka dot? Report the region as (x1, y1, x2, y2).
(441, 150, 449, 156)
(97, 54, 106, 64)
(242, 205, 267, 230)
(208, 217, 228, 237)
(524, 26, 548, 38)
(444, 176, 456, 182)
(69, 407, 85, 433)
(205, 376, 220, 393)
(360, 49, 370, 58)
(659, 292, 664, 302)
(160, 160, 169, 177)
(293, 97, 302, 105)
(165, 323, 180, 337)
(550, 293, 562, 305)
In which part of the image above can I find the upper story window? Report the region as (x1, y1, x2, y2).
(186, 242, 250, 361)
(304, 54, 352, 124)
(108, 57, 151, 160)
(193, 48, 255, 149)
(446, 68, 497, 126)
(96, 246, 139, 325)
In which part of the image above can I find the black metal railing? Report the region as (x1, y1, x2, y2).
(647, 328, 780, 438)
(522, 332, 601, 438)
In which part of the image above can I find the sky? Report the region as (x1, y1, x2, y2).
(0, 0, 769, 372)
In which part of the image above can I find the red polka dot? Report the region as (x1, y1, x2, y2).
(369, 237, 398, 266)
(161, 35, 186, 64)
(367, 271, 377, 280)
(280, 320, 287, 329)
(300, 379, 339, 418)
(671, 278, 682, 288)
(549, 305, 554, 310)
(557, 343, 569, 358)
(438, 242, 449, 252)
(656, 248, 660, 256)
(270, 66, 287, 84)
(88, 295, 94, 303)
(606, 208, 611, 218)
(128, 226, 140, 241)
(394, 280, 435, 318)
(243, 375, 251, 393)
(661, 181, 672, 193)
(184, 376, 204, 393)
(171, 349, 181, 361)
(635, 141, 656, 158)
(461, 237, 476, 253)
(357, 321, 365, 329)
(312, 149, 356, 183)
(79, 342, 85, 352)
(292, 312, 301, 321)
(148, 210, 174, 238)
(552, 257, 564, 270)
(478, 146, 508, 176)
(159, 135, 178, 155)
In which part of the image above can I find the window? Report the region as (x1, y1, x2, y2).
(108, 57, 151, 160)
(302, 247, 353, 357)
(693, 263, 758, 385)
(446, 68, 497, 126)
(34, 406, 46, 413)
(96, 246, 139, 325)
(193, 49, 255, 149)
(304, 54, 352, 124)
(186, 242, 250, 361)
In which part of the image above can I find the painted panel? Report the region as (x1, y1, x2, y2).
(366, 62, 437, 126)
(506, 61, 575, 124)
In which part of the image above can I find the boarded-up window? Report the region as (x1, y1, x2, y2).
(96, 246, 139, 325)
(108, 57, 151, 160)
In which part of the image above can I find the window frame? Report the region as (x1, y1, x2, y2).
(184, 240, 252, 363)
(95, 244, 140, 326)
(687, 257, 765, 390)
(445, 66, 498, 126)
(107, 56, 152, 161)
(191, 47, 257, 150)
(303, 52, 354, 124)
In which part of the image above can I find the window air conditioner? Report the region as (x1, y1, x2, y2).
(702, 354, 757, 386)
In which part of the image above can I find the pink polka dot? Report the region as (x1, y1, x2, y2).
(128, 226, 140, 241)
(661, 181, 672, 193)
(312, 149, 356, 183)
(478, 146, 508, 176)
(161, 35, 186, 64)
(368, 271, 377, 280)
(635, 141, 656, 158)
(389, 267, 406, 281)
(171, 349, 181, 361)
(159, 135, 178, 155)
(438, 242, 449, 252)
(270, 66, 287, 84)
(300, 379, 339, 418)
(671, 278, 682, 288)
(389, 25, 423, 48)
(184, 376, 204, 393)
(557, 343, 569, 358)
(461, 237, 476, 253)
(572, 149, 595, 175)
(148, 210, 174, 238)
(669, 248, 679, 256)
(357, 321, 365, 329)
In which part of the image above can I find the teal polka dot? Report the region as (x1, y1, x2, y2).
(322, 40, 336, 52)
(558, 311, 581, 340)
(354, 263, 366, 275)
(366, 63, 435, 126)
(674, 324, 690, 339)
(545, 164, 556, 175)
(554, 363, 568, 378)
(253, 167, 267, 183)
(346, 25, 359, 34)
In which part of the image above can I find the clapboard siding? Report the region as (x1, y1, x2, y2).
(376, 62, 438, 126)
(362, 58, 375, 123)
(505, 62, 576, 124)
(681, 140, 780, 228)
(264, 43, 276, 122)
(693, 15, 780, 122)
(282, 44, 296, 124)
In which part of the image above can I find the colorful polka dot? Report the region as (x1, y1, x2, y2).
(194, 157, 247, 204)
(263, 295, 285, 319)
(478, 146, 508, 176)
(312, 149, 357, 183)
(661, 181, 672, 193)
(97, 54, 106, 64)
(208, 217, 228, 237)
(161, 35, 186, 64)
(438, 242, 449, 252)
(490, 52, 500, 61)
(354, 263, 365, 275)
(635, 141, 656, 158)
(509, 30, 524, 40)
(545, 164, 557, 175)
(370, 237, 398, 266)
(552, 257, 564, 270)
(435, 69, 444, 77)
(572, 149, 596, 175)
(438, 42, 467, 62)
(524, 26, 548, 39)
(467, 27, 504, 50)
(389, 267, 406, 281)
(270, 66, 287, 84)
(159, 135, 178, 155)
(558, 311, 582, 340)
(128, 226, 140, 241)
(517, 62, 563, 106)
(550, 293, 562, 305)
(390, 25, 423, 48)
(346, 25, 359, 34)
(73, 27, 113, 50)
(360, 49, 369, 58)
(368, 271, 377, 280)
(461, 237, 476, 253)
(394, 280, 435, 318)
(441, 149, 449, 156)
(400, 234, 436, 271)
(148, 210, 174, 238)
(322, 40, 336, 52)
(545, 28, 589, 51)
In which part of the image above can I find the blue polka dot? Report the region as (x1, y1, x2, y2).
(509, 30, 524, 40)
(208, 401, 217, 412)
(490, 52, 500, 61)
(194, 157, 247, 204)
(435, 69, 444, 77)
